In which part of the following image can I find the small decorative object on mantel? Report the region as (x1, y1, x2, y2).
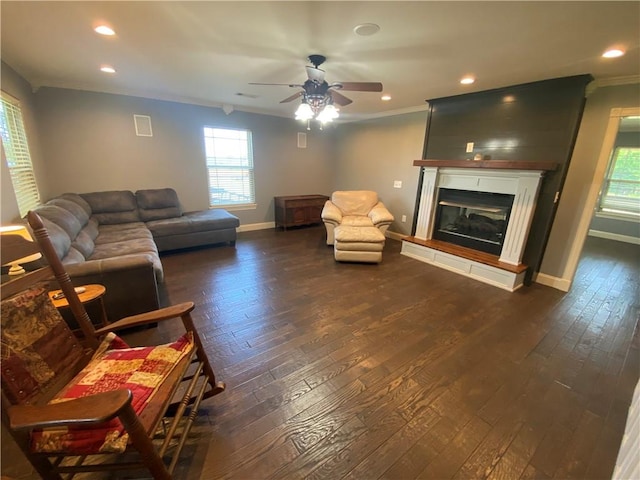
(483, 154, 492, 160)
(473, 153, 483, 161)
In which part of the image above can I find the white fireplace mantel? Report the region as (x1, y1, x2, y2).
(416, 167, 543, 265)
(402, 161, 553, 291)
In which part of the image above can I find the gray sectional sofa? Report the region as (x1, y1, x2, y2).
(31, 188, 239, 321)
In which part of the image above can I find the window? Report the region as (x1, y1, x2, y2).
(0, 92, 40, 217)
(203, 127, 255, 208)
(598, 146, 640, 217)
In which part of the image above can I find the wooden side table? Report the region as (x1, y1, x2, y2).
(274, 194, 329, 230)
(48, 284, 109, 329)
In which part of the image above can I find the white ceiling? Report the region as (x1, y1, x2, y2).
(2, 1, 639, 122)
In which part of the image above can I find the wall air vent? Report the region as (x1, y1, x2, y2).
(297, 132, 307, 148)
(134, 114, 153, 137)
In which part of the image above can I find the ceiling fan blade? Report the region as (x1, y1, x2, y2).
(333, 82, 383, 92)
(249, 82, 303, 88)
(306, 66, 325, 83)
(330, 90, 353, 106)
(280, 91, 304, 103)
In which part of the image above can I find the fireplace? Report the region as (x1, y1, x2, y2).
(402, 160, 556, 291)
(433, 189, 514, 255)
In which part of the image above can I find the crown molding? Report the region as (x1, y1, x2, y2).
(586, 75, 640, 96)
(338, 104, 430, 124)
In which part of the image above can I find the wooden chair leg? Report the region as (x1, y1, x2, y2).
(180, 312, 226, 397)
(118, 403, 170, 480)
(29, 456, 62, 480)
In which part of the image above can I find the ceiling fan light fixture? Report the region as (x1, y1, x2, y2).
(295, 102, 314, 121)
(317, 104, 339, 123)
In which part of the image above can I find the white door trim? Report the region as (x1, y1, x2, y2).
(560, 106, 640, 290)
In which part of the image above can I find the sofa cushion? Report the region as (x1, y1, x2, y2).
(81, 218, 100, 242)
(335, 225, 386, 244)
(341, 215, 375, 227)
(145, 209, 240, 238)
(47, 198, 90, 227)
(70, 230, 95, 259)
(30, 332, 194, 455)
(90, 237, 158, 260)
(62, 247, 86, 264)
(81, 191, 140, 225)
(136, 188, 183, 222)
(34, 205, 83, 241)
(331, 191, 379, 216)
(59, 193, 93, 218)
(95, 223, 154, 245)
(1, 283, 86, 405)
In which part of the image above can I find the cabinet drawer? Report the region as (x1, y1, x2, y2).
(286, 199, 326, 208)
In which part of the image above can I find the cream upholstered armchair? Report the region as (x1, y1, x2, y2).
(321, 190, 394, 245)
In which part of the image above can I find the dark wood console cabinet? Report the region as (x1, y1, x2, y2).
(275, 194, 329, 230)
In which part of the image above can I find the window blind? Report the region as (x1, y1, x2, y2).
(599, 147, 640, 217)
(203, 127, 255, 207)
(0, 92, 40, 217)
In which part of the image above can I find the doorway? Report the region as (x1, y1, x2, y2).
(562, 107, 640, 291)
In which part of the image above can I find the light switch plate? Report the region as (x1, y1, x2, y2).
(466, 142, 474, 153)
(393, 180, 402, 188)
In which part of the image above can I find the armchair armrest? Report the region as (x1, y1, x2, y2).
(321, 201, 343, 224)
(369, 202, 395, 225)
(8, 390, 132, 430)
(95, 302, 196, 335)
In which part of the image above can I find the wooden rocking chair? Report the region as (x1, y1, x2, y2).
(1, 211, 225, 479)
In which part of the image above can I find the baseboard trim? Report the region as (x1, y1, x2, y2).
(386, 230, 407, 241)
(588, 229, 640, 245)
(534, 272, 571, 292)
(237, 222, 275, 232)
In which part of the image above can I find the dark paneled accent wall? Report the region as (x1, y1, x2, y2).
(419, 75, 592, 281)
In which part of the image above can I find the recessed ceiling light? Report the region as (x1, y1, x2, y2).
(100, 65, 116, 73)
(602, 48, 625, 58)
(460, 76, 475, 85)
(381, 94, 392, 101)
(94, 25, 115, 36)
(353, 23, 380, 36)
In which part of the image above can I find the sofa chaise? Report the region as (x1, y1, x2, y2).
(30, 188, 239, 322)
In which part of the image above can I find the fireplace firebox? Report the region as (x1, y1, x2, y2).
(433, 188, 514, 255)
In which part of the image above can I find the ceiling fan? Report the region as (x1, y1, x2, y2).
(249, 55, 383, 122)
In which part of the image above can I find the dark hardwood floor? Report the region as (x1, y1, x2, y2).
(3, 228, 639, 479)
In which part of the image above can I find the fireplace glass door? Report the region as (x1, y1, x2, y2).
(433, 188, 514, 255)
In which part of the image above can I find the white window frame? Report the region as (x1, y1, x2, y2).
(0, 91, 41, 217)
(203, 127, 256, 209)
(596, 146, 640, 219)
